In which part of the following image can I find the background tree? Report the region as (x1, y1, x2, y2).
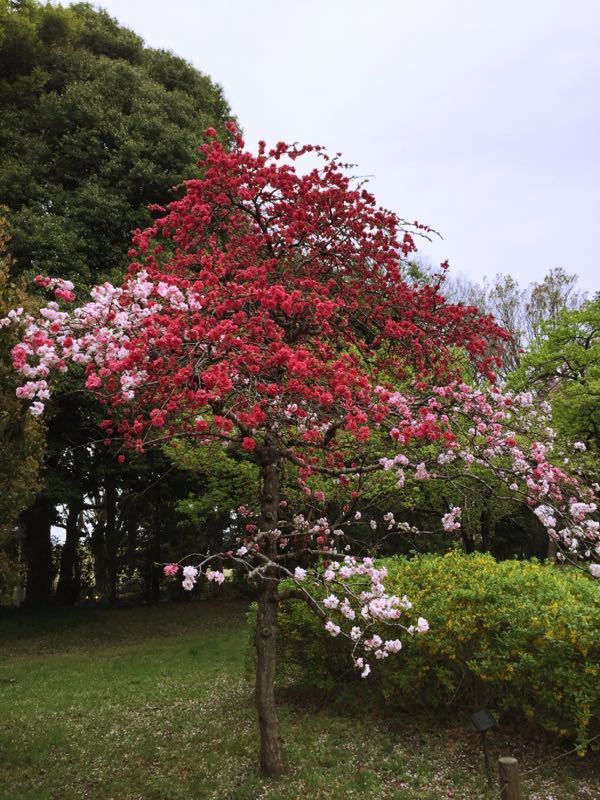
(0, 0, 231, 285)
(0, 212, 44, 603)
(513, 296, 600, 480)
(0, 0, 233, 605)
(441, 268, 586, 373)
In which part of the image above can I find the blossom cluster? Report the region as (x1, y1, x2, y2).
(296, 554, 430, 677)
(163, 544, 429, 679)
(163, 563, 226, 591)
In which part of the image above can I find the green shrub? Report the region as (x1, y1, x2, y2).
(276, 552, 600, 746)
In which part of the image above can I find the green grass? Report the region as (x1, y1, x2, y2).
(0, 601, 597, 799)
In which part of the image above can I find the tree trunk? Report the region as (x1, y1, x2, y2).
(255, 575, 283, 776)
(125, 504, 138, 578)
(56, 499, 83, 604)
(480, 498, 492, 553)
(148, 518, 161, 605)
(254, 445, 284, 776)
(90, 512, 108, 600)
(104, 474, 119, 605)
(144, 489, 162, 604)
(21, 495, 54, 608)
(461, 529, 475, 554)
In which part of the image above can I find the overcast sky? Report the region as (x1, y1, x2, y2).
(65, 0, 599, 292)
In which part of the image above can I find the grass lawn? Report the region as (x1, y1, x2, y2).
(0, 600, 598, 799)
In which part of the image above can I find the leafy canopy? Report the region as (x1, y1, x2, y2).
(0, 0, 231, 287)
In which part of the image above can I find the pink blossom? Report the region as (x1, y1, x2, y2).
(441, 506, 461, 531)
(415, 462, 429, 480)
(384, 639, 402, 653)
(182, 565, 198, 580)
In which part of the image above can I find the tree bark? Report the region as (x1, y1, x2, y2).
(21, 495, 54, 608)
(461, 529, 475, 554)
(55, 498, 83, 604)
(254, 444, 285, 776)
(104, 473, 119, 605)
(125, 503, 138, 578)
(255, 575, 283, 776)
(148, 495, 161, 604)
(480, 497, 492, 553)
(91, 509, 108, 601)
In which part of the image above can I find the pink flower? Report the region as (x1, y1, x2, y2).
(384, 639, 402, 653)
(29, 401, 44, 417)
(163, 563, 179, 577)
(441, 506, 461, 531)
(182, 565, 198, 580)
(415, 463, 429, 480)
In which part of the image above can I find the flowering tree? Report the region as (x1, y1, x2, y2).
(5, 126, 598, 775)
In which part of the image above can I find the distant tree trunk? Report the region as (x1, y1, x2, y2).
(21, 495, 54, 608)
(480, 497, 492, 553)
(104, 474, 119, 605)
(546, 537, 558, 563)
(90, 494, 108, 601)
(144, 491, 162, 604)
(125, 504, 139, 578)
(460, 528, 475, 554)
(55, 498, 83, 604)
(148, 522, 161, 605)
(254, 443, 284, 777)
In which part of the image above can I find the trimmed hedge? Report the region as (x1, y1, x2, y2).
(276, 552, 600, 746)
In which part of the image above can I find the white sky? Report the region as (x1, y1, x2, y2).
(63, 0, 600, 293)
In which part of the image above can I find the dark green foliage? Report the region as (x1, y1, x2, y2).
(0, 0, 232, 287)
(0, 214, 44, 602)
(0, 0, 233, 605)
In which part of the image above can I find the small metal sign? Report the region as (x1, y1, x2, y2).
(471, 709, 496, 732)
(471, 709, 497, 786)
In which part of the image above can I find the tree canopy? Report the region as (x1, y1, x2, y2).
(515, 296, 600, 470)
(0, 0, 232, 286)
(0, 0, 233, 607)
